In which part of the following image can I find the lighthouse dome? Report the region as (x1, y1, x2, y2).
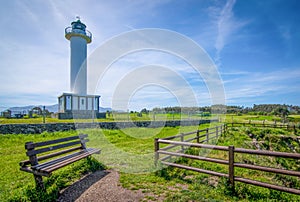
(71, 19, 86, 33)
(65, 18, 92, 43)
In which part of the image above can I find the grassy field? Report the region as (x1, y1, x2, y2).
(0, 123, 299, 201)
(0, 124, 209, 201)
(1, 113, 299, 125)
(0, 112, 215, 124)
(120, 126, 300, 201)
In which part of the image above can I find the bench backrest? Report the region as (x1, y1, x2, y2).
(20, 134, 89, 167)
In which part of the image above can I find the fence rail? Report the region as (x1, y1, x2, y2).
(155, 124, 300, 195)
(228, 122, 300, 131)
(156, 125, 226, 162)
(160, 124, 226, 143)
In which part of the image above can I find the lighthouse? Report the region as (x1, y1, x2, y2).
(58, 17, 104, 119)
(65, 17, 90, 95)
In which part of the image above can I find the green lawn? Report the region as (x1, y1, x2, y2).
(0, 131, 106, 201)
(0, 124, 209, 201)
(120, 126, 300, 201)
(0, 112, 215, 124)
(222, 114, 289, 124)
(2, 113, 299, 125)
(1, 124, 299, 201)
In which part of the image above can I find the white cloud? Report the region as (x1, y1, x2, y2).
(223, 68, 300, 104)
(208, 0, 248, 66)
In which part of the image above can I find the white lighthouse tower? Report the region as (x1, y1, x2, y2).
(58, 17, 104, 119)
(66, 16, 90, 95)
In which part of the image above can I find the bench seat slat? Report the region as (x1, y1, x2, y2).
(32, 150, 86, 170)
(20, 166, 50, 177)
(26, 139, 89, 156)
(26, 134, 88, 149)
(40, 148, 100, 174)
(20, 146, 83, 167)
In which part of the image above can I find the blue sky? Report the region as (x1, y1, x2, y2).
(0, 0, 300, 111)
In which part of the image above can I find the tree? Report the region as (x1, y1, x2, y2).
(273, 106, 289, 122)
(140, 108, 149, 114)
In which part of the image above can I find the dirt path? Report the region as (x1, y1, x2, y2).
(58, 170, 144, 202)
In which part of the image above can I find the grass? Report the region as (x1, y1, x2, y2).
(1, 113, 299, 126)
(0, 112, 215, 124)
(0, 131, 105, 201)
(1, 123, 300, 201)
(120, 126, 300, 201)
(0, 124, 211, 201)
(222, 114, 284, 124)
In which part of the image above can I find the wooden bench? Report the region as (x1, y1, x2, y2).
(19, 134, 100, 190)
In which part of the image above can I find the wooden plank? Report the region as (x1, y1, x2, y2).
(32, 150, 86, 170)
(27, 135, 87, 149)
(234, 148, 300, 159)
(160, 144, 180, 151)
(161, 161, 228, 178)
(234, 163, 300, 177)
(181, 131, 197, 136)
(235, 177, 300, 195)
(26, 139, 88, 156)
(228, 146, 235, 190)
(184, 137, 197, 142)
(42, 148, 100, 173)
(161, 134, 183, 140)
(35, 149, 99, 171)
(20, 146, 82, 166)
(25, 142, 35, 150)
(20, 166, 50, 177)
(154, 138, 159, 166)
(158, 150, 228, 165)
(158, 140, 229, 151)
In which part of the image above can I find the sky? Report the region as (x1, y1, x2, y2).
(0, 0, 300, 111)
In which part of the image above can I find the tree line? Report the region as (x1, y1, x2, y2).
(150, 104, 300, 115)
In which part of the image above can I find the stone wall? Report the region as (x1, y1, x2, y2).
(0, 119, 217, 134)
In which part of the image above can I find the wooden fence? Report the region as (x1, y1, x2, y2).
(154, 124, 300, 195)
(155, 125, 226, 162)
(228, 122, 300, 131)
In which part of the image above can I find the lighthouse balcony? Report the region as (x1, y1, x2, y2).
(65, 27, 92, 43)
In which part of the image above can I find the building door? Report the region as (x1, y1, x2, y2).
(79, 97, 86, 110)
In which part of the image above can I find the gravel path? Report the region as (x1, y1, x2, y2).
(58, 170, 144, 202)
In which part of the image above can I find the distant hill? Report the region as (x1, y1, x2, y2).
(6, 104, 112, 114)
(99, 107, 112, 112)
(8, 104, 59, 114)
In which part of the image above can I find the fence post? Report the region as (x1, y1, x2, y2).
(206, 128, 209, 143)
(220, 125, 223, 135)
(196, 130, 200, 143)
(180, 133, 184, 151)
(216, 126, 219, 138)
(228, 145, 235, 192)
(154, 138, 159, 166)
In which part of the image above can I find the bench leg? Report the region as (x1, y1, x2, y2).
(34, 174, 45, 190)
